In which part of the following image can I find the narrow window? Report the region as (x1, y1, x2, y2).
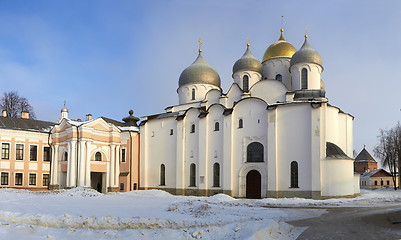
(64, 152, 68, 161)
(1, 172, 9, 185)
(243, 75, 249, 92)
(247, 142, 264, 162)
(214, 122, 219, 131)
(43, 147, 51, 162)
(301, 68, 308, 89)
(133, 183, 137, 190)
(190, 124, 195, 133)
(213, 163, 220, 187)
(121, 149, 126, 163)
(374, 181, 377, 186)
(29, 173, 36, 186)
(191, 88, 196, 100)
(381, 180, 383, 186)
(189, 163, 196, 187)
(15, 173, 23, 186)
(16, 144, 24, 160)
(170, 129, 174, 135)
(42, 174, 49, 186)
(275, 74, 282, 81)
(95, 152, 102, 161)
(387, 180, 390, 185)
(30, 145, 37, 161)
(238, 119, 243, 129)
(290, 161, 299, 188)
(160, 164, 166, 186)
(1, 143, 10, 159)
(120, 183, 124, 191)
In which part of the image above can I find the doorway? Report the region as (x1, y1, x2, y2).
(246, 170, 261, 199)
(91, 172, 103, 193)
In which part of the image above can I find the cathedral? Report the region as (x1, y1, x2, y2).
(139, 29, 360, 199)
(0, 29, 360, 199)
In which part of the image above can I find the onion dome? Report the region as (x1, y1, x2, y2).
(262, 29, 297, 62)
(290, 35, 323, 67)
(233, 43, 262, 74)
(61, 102, 68, 113)
(178, 50, 221, 88)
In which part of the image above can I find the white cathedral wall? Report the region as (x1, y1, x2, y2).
(249, 80, 287, 104)
(321, 158, 355, 197)
(224, 84, 243, 109)
(232, 71, 261, 91)
(290, 64, 322, 90)
(183, 109, 200, 189)
(178, 84, 220, 105)
(262, 58, 291, 90)
(325, 106, 353, 157)
(276, 104, 313, 191)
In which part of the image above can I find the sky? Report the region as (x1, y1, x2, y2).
(0, 0, 400, 159)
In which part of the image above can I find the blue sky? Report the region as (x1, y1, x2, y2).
(0, 0, 400, 158)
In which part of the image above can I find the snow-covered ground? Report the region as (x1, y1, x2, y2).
(0, 188, 400, 240)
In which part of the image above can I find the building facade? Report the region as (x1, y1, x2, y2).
(140, 30, 360, 199)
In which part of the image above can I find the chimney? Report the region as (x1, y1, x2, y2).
(21, 111, 30, 119)
(2, 110, 7, 117)
(86, 114, 93, 121)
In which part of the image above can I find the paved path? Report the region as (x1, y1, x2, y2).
(288, 206, 401, 240)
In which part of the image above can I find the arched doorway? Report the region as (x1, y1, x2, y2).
(246, 170, 261, 199)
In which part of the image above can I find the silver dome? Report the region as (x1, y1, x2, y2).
(233, 44, 262, 74)
(290, 36, 322, 67)
(178, 52, 221, 88)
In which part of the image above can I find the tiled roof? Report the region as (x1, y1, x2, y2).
(355, 148, 376, 162)
(326, 142, 353, 160)
(0, 116, 54, 133)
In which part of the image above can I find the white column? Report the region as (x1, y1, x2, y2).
(50, 144, 59, 185)
(66, 142, 71, 187)
(85, 141, 92, 187)
(68, 140, 77, 187)
(109, 144, 115, 188)
(115, 145, 120, 188)
(78, 141, 86, 186)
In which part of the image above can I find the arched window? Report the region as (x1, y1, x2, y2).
(213, 163, 220, 187)
(214, 122, 219, 131)
(64, 152, 68, 161)
(243, 75, 249, 92)
(290, 161, 299, 188)
(238, 119, 243, 129)
(301, 68, 308, 89)
(95, 152, 102, 161)
(189, 163, 196, 187)
(190, 124, 195, 133)
(275, 74, 282, 81)
(160, 164, 166, 186)
(191, 89, 196, 100)
(247, 142, 264, 162)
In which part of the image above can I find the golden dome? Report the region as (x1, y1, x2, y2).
(262, 29, 297, 62)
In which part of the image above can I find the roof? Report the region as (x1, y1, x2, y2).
(0, 116, 55, 133)
(355, 148, 376, 162)
(100, 117, 125, 127)
(361, 169, 392, 178)
(326, 142, 353, 160)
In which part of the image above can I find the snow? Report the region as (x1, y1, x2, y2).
(0, 188, 400, 239)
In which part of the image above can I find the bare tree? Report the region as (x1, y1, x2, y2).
(373, 122, 401, 190)
(0, 91, 36, 119)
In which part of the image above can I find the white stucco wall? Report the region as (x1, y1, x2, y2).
(290, 64, 322, 90)
(262, 58, 292, 90)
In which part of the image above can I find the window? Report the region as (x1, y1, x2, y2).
(191, 89, 195, 100)
(247, 142, 264, 162)
(170, 129, 174, 135)
(243, 75, 249, 92)
(42, 174, 49, 186)
(387, 180, 390, 185)
(301, 68, 308, 89)
(133, 183, 137, 190)
(64, 152, 68, 161)
(189, 163, 196, 187)
(16, 144, 24, 160)
(160, 164, 166, 186)
(190, 124, 195, 133)
(290, 161, 299, 188)
(30, 145, 38, 161)
(43, 147, 51, 162)
(120, 183, 124, 191)
(381, 180, 383, 186)
(29, 173, 36, 186)
(214, 122, 219, 131)
(374, 181, 377, 186)
(95, 152, 102, 161)
(275, 74, 282, 81)
(238, 119, 243, 129)
(1, 172, 9, 185)
(15, 173, 23, 186)
(121, 149, 126, 163)
(1, 143, 10, 159)
(213, 163, 220, 187)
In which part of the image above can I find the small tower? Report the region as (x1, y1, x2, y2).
(59, 102, 69, 123)
(290, 35, 324, 92)
(232, 43, 262, 92)
(262, 29, 297, 90)
(122, 110, 140, 127)
(177, 43, 221, 104)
